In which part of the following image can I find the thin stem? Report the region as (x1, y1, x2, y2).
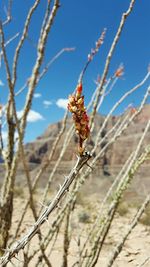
(0, 152, 91, 266)
(90, 0, 136, 128)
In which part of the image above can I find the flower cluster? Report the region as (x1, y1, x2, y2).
(114, 65, 124, 78)
(87, 28, 106, 62)
(68, 83, 90, 155)
(130, 107, 136, 114)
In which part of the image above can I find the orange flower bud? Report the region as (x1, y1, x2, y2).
(115, 66, 124, 77)
(131, 107, 136, 114)
(76, 84, 82, 99)
(76, 83, 82, 94)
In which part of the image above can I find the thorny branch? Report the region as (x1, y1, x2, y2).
(13, 111, 69, 240)
(0, 152, 91, 266)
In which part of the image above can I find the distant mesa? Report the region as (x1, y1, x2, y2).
(25, 104, 150, 175)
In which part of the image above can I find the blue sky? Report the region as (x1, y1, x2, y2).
(0, 0, 150, 143)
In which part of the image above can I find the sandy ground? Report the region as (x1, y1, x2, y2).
(3, 195, 149, 267)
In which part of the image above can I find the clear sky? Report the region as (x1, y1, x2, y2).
(0, 0, 150, 143)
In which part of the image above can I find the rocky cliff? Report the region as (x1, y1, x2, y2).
(25, 105, 150, 174)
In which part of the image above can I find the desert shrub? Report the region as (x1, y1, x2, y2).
(78, 211, 91, 224)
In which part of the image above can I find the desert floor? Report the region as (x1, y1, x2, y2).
(5, 188, 150, 267)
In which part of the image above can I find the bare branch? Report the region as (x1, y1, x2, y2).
(82, 121, 150, 267)
(0, 32, 19, 67)
(12, 0, 41, 87)
(2, 0, 13, 26)
(93, 69, 150, 148)
(90, 0, 136, 127)
(19, 0, 60, 136)
(15, 47, 75, 97)
(0, 152, 91, 266)
(106, 194, 150, 267)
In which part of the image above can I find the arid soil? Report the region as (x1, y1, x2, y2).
(6, 191, 150, 267)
